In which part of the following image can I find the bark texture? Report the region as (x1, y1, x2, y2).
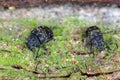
(0, 0, 120, 7)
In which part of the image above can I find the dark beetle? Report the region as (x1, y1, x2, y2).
(26, 26, 53, 59)
(82, 26, 104, 53)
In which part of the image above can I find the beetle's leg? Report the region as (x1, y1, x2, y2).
(34, 47, 40, 60)
(90, 43, 95, 57)
(105, 41, 111, 52)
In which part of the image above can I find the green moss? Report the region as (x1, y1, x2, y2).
(0, 17, 119, 79)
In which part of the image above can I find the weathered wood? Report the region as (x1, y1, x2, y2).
(0, 0, 120, 7)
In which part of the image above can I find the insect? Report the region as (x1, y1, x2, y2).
(26, 26, 53, 60)
(82, 26, 104, 55)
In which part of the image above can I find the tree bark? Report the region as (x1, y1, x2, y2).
(0, 0, 120, 7)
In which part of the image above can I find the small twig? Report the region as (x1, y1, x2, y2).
(0, 67, 7, 70)
(86, 69, 120, 77)
(0, 49, 11, 53)
(76, 67, 120, 77)
(37, 73, 71, 78)
(11, 65, 44, 74)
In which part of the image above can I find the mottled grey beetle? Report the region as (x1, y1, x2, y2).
(82, 26, 104, 54)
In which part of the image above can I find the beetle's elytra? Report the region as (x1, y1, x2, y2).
(82, 26, 104, 53)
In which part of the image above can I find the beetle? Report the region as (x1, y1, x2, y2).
(26, 26, 53, 60)
(82, 26, 104, 55)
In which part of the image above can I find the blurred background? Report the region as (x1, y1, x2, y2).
(0, 0, 120, 27)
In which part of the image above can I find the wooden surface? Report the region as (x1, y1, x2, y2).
(0, 0, 120, 7)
